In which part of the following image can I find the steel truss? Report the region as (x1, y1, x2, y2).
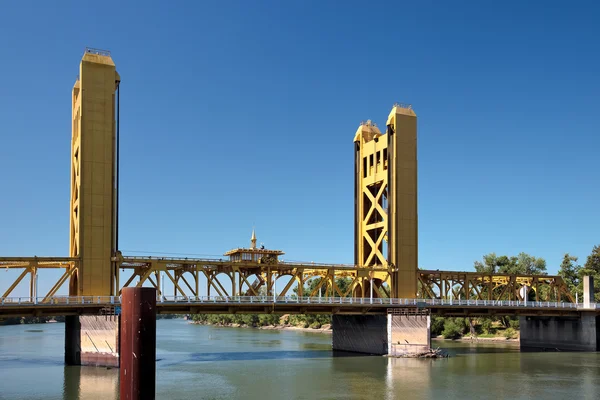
(115, 256, 391, 299)
(0, 257, 575, 304)
(418, 270, 575, 303)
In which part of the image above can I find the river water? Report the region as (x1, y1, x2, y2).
(0, 320, 599, 399)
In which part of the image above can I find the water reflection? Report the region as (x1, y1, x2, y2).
(63, 365, 118, 400)
(184, 350, 333, 363)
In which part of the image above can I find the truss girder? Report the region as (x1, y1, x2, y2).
(0, 257, 577, 304)
(418, 270, 575, 303)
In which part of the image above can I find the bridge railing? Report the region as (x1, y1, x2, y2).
(0, 296, 599, 309)
(0, 296, 118, 305)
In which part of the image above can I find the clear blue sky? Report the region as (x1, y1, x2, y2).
(1, 1, 599, 296)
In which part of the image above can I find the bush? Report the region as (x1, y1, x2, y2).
(442, 321, 463, 339)
(503, 327, 518, 339)
(454, 318, 471, 334)
(431, 317, 445, 336)
(309, 322, 321, 329)
(509, 319, 520, 329)
(245, 314, 260, 327)
(259, 314, 281, 326)
(481, 318, 494, 334)
(192, 314, 208, 323)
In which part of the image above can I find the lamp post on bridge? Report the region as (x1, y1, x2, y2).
(370, 272, 373, 304)
(161, 272, 164, 303)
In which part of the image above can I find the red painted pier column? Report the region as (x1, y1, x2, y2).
(120, 287, 157, 400)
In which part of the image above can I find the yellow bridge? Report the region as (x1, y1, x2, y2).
(0, 48, 576, 312)
(3, 48, 599, 363)
(0, 255, 575, 313)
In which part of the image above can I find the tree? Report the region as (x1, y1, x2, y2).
(581, 245, 600, 301)
(474, 253, 500, 274)
(474, 253, 520, 274)
(474, 253, 547, 276)
(497, 253, 546, 275)
(293, 277, 353, 298)
(558, 253, 581, 298)
(442, 320, 463, 339)
(517, 253, 547, 275)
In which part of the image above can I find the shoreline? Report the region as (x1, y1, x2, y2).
(434, 335, 519, 343)
(189, 321, 332, 334)
(189, 322, 519, 341)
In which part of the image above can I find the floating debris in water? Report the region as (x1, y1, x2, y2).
(414, 348, 448, 358)
(387, 347, 448, 359)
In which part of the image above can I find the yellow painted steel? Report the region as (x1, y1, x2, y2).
(0, 258, 574, 303)
(69, 49, 120, 296)
(418, 270, 575, 303)
(354, 105, 418, 298)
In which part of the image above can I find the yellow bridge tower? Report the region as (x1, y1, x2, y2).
(69, 48, 120, 296)
(354, 104, 418, 298)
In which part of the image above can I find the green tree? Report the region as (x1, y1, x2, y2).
(475, 252, 547, 276)
(581, 245, 600, 301)
(519, 253, 547, 275)
(480, 318, 494, 334)
(442, 320, 463, 339)
(558, 253, 582, 298)
(430, 317, 445, 336)
(474, 253, 519, 274)
(474, 253, 500, 273)
(293, 277, 353, 298)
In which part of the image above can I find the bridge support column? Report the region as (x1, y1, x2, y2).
(519, 313, 599, 352)
(332, 315, 388, 354)
(520, 276, 598, 352)
(332, 311, 430, 356)
(64, 314, 120, 367)
(120, 287, 156, 400)
(387, 311, 431, 357)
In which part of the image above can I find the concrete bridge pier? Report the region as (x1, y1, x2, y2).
(332, 310, 431, 356)
(64, 314, 120, 367)
(520, 276, 599, 352)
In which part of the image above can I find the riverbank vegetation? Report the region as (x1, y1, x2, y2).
(191, 313, 330, 330)
(431, 316, 520, 340)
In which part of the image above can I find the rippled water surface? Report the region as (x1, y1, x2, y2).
(1, 320, 599, 399)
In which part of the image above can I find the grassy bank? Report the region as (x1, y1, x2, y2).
(191, 313, 332, 331)
(431, 316, 520, 340)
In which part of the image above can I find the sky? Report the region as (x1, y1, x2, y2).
(0, 1, 599, 297)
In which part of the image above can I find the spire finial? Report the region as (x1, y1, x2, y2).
(251, 228, 257, 249)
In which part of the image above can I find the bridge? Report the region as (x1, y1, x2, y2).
(0, 295, 596, 318)
(1, 49, 598, 387)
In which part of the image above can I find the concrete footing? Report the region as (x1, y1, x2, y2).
(65, 315, 120, 367)
(332, 312, 431, 356)
(520, 313, 600, 352)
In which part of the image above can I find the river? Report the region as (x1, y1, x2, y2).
(0, 320, 599, 399)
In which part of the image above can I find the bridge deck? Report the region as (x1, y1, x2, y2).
(0, 296, 596, 318)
